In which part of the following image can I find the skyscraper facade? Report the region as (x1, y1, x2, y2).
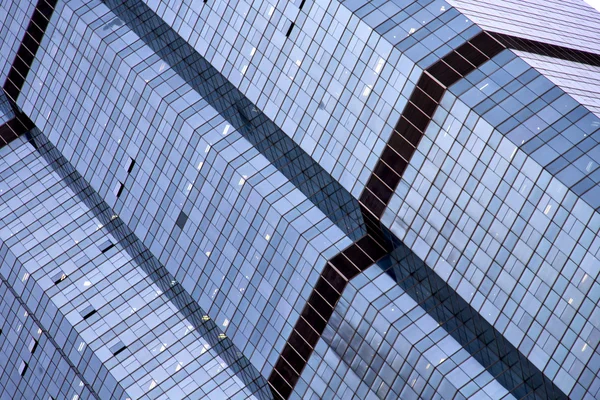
(0, 0, 598, 399)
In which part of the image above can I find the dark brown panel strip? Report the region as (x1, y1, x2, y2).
(387, 130, 415, 161)
(371, 161, 400, 189)
(455, 41, 489, 67)
(268, 234, 389, 399)
(3, 0, 58, 103)
(394, 116, 423, 146)
(469, 31, 506, 59)
(358, 31, 505, 219)
(359, 28, 594, 223)
(296, 42, 511, 400)
(410, 87, 438, 117)
(426, 59, 462, 87)
(416, 73, 445, 101)
(0, 113, 35, 149)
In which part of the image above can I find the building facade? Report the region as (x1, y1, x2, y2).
(0, 0, 598, 399)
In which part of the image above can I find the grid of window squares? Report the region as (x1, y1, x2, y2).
(0, 281, 96, 400)
(361, 30, 506, 218)
(136, 0, 600, 210)
(84, 14, 524, 394)
(137, 0, 430, 199)
(292, 263, 517, 400)
(446, 0, 600, 55)
(67, 6, 564, 396)
(516, 51, 600, 118)
(384, 55, 600, 398)
(173, 130, 351, 378)
(344, 0, 473, 60)
(0, 134, 272, 399)
(0, 139, 103, 400)
(19, 0, 352, 387)
(100, 0, 365, 241)
(449, 50, 600, 208)
(0, 0, 37, 84)
(0, 2, 600, 397)
(134, 0, 600, 214)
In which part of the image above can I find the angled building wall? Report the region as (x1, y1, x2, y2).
(0, 0, 598, 400)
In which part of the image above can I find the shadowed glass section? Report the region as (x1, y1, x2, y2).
(0, 275, 100, 399)
(26, 128, 274, 400)
(0, 90, 34, 148)
(378, 234, 568, 400)
(0, 92, 13, 124)
(101, 0, 366, 242)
